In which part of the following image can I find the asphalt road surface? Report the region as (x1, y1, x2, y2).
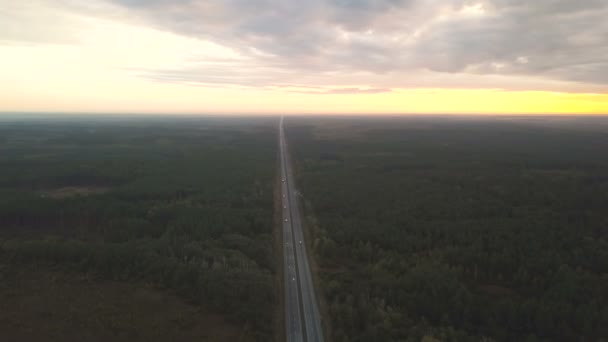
(280, 117, 324, 342)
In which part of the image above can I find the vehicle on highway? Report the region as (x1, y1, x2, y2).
(280, 120, 324, 342)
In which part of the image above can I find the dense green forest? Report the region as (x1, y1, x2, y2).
(287, 116, 608, 342)
(0, 116, 278, 341)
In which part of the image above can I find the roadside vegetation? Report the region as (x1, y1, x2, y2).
(288, 116, 608, 342)
(0, 117, 278, 341)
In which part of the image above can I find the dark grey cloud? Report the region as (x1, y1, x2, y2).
(409, 1, 608, 83)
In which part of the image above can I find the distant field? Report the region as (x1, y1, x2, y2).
(0, 117, 278, 341)
(287, 116, 608, 342)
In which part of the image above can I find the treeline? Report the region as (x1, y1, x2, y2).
(0, 118, 278, 340)
(287, 117, 608, 342)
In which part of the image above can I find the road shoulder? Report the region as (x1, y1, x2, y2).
(289, 148, 333, 342)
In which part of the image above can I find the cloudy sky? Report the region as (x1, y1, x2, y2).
(1, 0, 607, 114)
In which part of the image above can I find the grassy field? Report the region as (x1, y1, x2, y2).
(287, 116, 608, 342)
(0, 116, 279, 341)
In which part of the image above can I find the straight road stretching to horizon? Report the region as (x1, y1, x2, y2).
(280, 117, 324, 342)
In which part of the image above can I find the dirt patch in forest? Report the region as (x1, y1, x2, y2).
(40, 186, 111, 199)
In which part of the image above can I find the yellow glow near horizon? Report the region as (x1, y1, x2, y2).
(2, 81, 607, 114)
(0, 6, 606, 116)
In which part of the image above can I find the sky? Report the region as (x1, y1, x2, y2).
(1, 0, 607, 114)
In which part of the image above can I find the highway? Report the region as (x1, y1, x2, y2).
(280, 116, 324, 342)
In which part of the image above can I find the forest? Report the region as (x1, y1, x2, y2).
(286, 116, 608, 342)
(0, 116, 278, 341)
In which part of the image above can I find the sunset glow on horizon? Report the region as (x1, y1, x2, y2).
(1, 0, 607, 115)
